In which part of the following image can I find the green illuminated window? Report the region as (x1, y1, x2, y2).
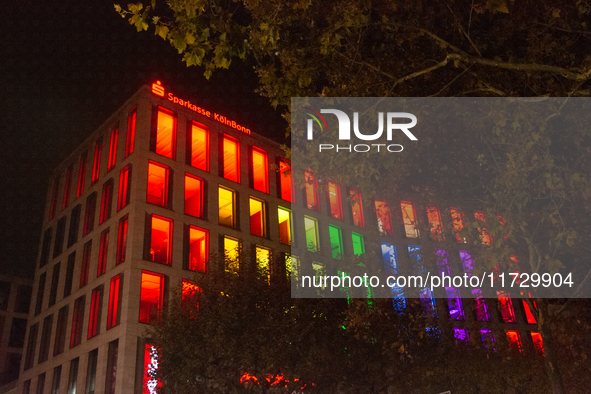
(328, 225, 343, 259)
(351, 232, 365, 256)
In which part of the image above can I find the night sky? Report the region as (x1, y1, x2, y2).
(0, 1, 285, 277)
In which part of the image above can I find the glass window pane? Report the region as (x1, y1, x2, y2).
(328, 225, 343, 259)
(375, 201, 392, 235)
(279, 160, 293, 202)
(147, 162, 169, 207)
(223, 136, 240, 183)
(252, 147, 268, 193)
(218, 187, 235, 228)
(278, 207, 291, 245)
(249, 198, 265, 237)
(224, 237, 239, 274)
(350, 188, 365, 228)
(189, 226, 208, 272)
(351, 232, 365, 256)
(155, 109, 175, 158)
(401, 201, 419, 238)
(305, 171, 318, 210)
(185, 174, 204, 218)
(190, 123, 209, 171)
(150, 216, 172, 265)
(139, 271, 164, 323)
(304, 216, 319, 252)
(328, 182, 342, 219)
(255, 247, 271, 282)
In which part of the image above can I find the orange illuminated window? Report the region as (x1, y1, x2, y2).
(506, 330, 522, 349)
(278, 207, 292, 245)
(474, 211, 492, 246)
(62, 164, 73, 210)
(251, 147, 268, 193)
(153, 107, 176, 159)
(49, 176, 60, 220)
(139, 271, 164, 323)
(350, 188, 365, 228)
(125, 107, 136, 157)
(305, 170, 319, 211)
(98, 229, 109, 277)
(83, 192, 97, 236)
(77, 151, 87, 198)
(401, 201, 419, 238)
(522, 299, 538, 324)
(70, 296, 85, 348)
(99, 179, 113, 224)
(279, 160, 293, 202)
(182, 279, 201, 312)
(88, 286, 102, 339)
(148, 215, 172, 265)
(147, 161, 169, 207)
(451, 207, 468, 243)
(118, 165, 131, 211)
(219, 186, 236, 228)
(250, 197, 266, 237)
(328, 182, 343, 220)
(530, 332, 544, 354)
(184, 174, 204, 218)
(108, 125, 118, 171)
(107, 274, 121, 329)
(80, 241, 91, 288)
(116, 215, 128, 265)
(426, 205, 444, 241)
(496, 291, 516, 322)
(223, 135, 240, 183)
(92, 138, 102, 184)
(374, 201, 392, 235)
(188, 226, 208, 272)
(189, 122, 209, 171)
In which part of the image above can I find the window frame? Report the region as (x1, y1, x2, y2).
(278, 159, 294, 203)
(87, 285, 103, 339)
(91, 137, 102, 184)
(76, 151, 87, 198)
(186, 225, 209, 272)
(97, 228, 109, 277)
(249, 196, 266, 237)
(117, 164, 131, 211)
(139, 270, 165, 324)
(218, 186, 237, 228)
(116, 215, 129, 265)
(184, 173, 205, 218)
(251, 146, 269, 193)
(107, 274, 122, 329)
(125, 106, 136, 158)
(99, 179, 114, 224)
(147, 161, 170, 208)
(350, 188, 365, 228)
(107, 124, 118, 172)
(147, 214, 173, 265)
(188, 120, 209, 171)
(222, 134, 240, 183)
(151, 106, 177, 159)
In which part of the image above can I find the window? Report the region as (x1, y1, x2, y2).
(454, 327, 470, 343)
(222, 135, 240, 183)
(189, 122, 209, 171)
(38, 314, 53, 363)
(108, 125, 118, 171)
(182, 279, 201, 313)
(251, 147, 268, 193)
(187, 226, 208, 272)
(350, 188, 365, 228)
(92, 138, 102, 184)
(496, 291, 516, 322)
(51, 366, 61, 394)
(85, 349, 98, 394)
(9, 318, 27, 347)
(0, 282, 9, 310)
(249, 197, 266, 237)
(474, 211, 492, 246)
(70, 296, 85, 348)
(107, 274, 122, 329)
(450, 207, 468, 243)
(36, 373, 46, 394)
(77, 151, 87, 198)
(24, 380, 31, 394)
(152, 107, 176, 158)
(400, 201, 419, 238)
(328, 225, 343, 259)
(105, 340, 119, 394)
(352, 232, 365, 256)
(49, 176, 60, 220)
(147, 161, 169, 207)
(139, 271, 164, 323)
(426, 205, 444, 241)
(67, 204, 81, 247)
(53, 216, 66, 258)
(278, 207, 292, 245)
(304, 170, 319, 211)
(148, 215, 172, 265)
(24, 323, 38, 370)
(218, 186, 236, 228)
(83, 192, 97, 236)
(118, 165, 131, 211)
(530, 331, 544, 353)
(40, 228, 52, 268)
(98, 229, 109, 277)
(480, 329, 497, 350)
(255, 246, 271, 282)
(116, 215, 128, 265)
(53, 305, 68, 356)
(185, 174, 204, 218)
(328, 182, 343, 219)
(374, 201, 392, 235)
(15, 285, 32, 314)
(35, 273, 46, 316)
(143, 344, 162, 393)
(80, 241, 92, 288)
(100, 179, 114, 224)
(63, 164, 73, 209)
(506, 330, 523, 349)
(435, 248, 464, 320)
(460, 250, 490, 321)
(408, 245, 436, 315)
(64, 252, 75, 298)
(224, 236, 240, 274)
(304, 216, 319, 252)
(48, 262, 60, 307)
(522, 299, 538, 324)
(279, 159, 293, 202)
(88, 286, 103, 339)
(67, 358, 79, 394)
(125, 107, 136, 157)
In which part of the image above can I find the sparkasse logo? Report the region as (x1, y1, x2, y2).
(304, 108, 417, 153)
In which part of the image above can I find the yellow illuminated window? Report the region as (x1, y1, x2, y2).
(218, 186, 236, 228)
(278, 207, 292, 245)
(249, 197, 265, 237)
(255, 246, 271, 283)
(224, 237, 240, 274)
(223, 136, 240, 183)
(252, 147, 268, 193)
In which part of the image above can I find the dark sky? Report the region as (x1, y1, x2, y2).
(0, 1, 285, 277)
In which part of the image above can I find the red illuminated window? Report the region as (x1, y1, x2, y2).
(506, 330, 522, 349)
(184, 174, 204, 218)
(80, 241, 91, 288)
(374, 201, 392, 235)
(305, 170, 319, 211)
(63, 164, 73, 210)
(108, 125, 118, 171)
(49, 176, 59, 220)
(125, 107, 136, 157)
(107, 274, 122, 329)
(182, 279, 201, 312)
(279, 160, 293, 202)
(152, 107, 176, 159)
(148, 215, 172, 265)
(189, 121, 209, 171)
(251, 147, 268, 193)
(100, 179, 114, 224)
(70, 296, 85, 348)
(98, 229, 109, 277)
(118, 165, 131, 211)
(77, 151, 87, 198)
(92, 138, 102, 184)
(522, 299, 538, 324)
(116, 215, 128, 265)
(451, 207, 468, 243)
(350, 188, 365, 228)
(496, 291, 516, 323)
(328, 182, 343, 220)
(88, 286, 103, 339)
(530, 332, 544, 354)
(426, 205, 444, 241)
(139, 271, 164, 323)
(187, 226, 208, 272)
(147, 161, 169, 207)
(143, 343, 162, 393)
(474, 211, 492, 246)
(223, 135, 240, 183)
(249, 197, 266, 237)
(400, 201, 419, 237)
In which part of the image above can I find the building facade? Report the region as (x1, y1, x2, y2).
(18, 82, 541, 394)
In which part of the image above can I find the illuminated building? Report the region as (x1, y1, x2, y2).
(16, 82, 542, 394)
